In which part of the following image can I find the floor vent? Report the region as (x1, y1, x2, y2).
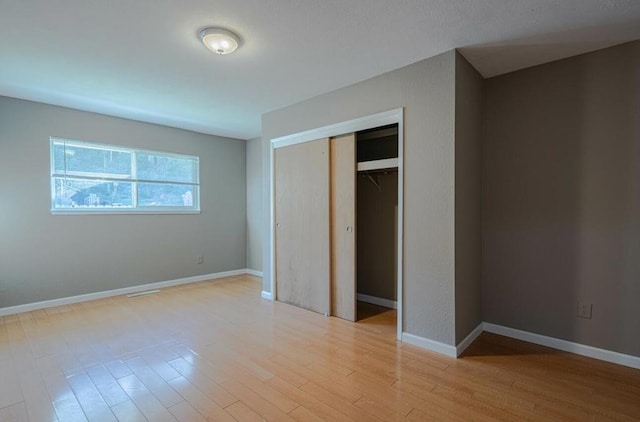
(126, 289, 160, 298)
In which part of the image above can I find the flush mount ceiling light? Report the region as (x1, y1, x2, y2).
(199, 27, 240, 55)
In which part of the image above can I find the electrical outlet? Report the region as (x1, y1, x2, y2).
(577, 302, 592, 319)
(196, 255, 204, 264)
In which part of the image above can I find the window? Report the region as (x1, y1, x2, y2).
(50, 138, 200, 213)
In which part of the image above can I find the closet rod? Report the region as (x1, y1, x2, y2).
(365, 174, 381, 191)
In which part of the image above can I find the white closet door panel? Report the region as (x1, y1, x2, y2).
(331, 134, 356, 321)
(275, 138, 330, 315)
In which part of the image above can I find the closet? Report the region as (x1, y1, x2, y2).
(274, 124, 398, 323)
(356, 125, 398, 316)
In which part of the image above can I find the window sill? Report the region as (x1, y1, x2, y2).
(51, 209, 201, 215)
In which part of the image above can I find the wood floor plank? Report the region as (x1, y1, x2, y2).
(85, 365, 130, 408)
(105, 361, 133, 380)
(167, 357, 238, 408)
(288, 405, 325, 422)
(167, 376, 237, 422)
(0, 402, 29, 422)
(66, 372, 117, 422)
(52, 395, 88, 422)
(218, 367, 299, 413)
(166, 401, 207, 422)
(247, 355, 308, 388)
(266, 377, 356, 422)
(109, 400, 147, 422)
(225, 401, 267, 422)
(270, 355, 363, 404)
(123, 357, 183, 408)
(116, 374, 177, 422)
(0, 364, 23, 409)
(298, 381, 383, 422)
(346, 371, 415, 416)
(405, 407, 444, 422)
(41, 364, 77, 406)
(18, 367, 59, 422)
(136, 348, 181, 383)
(220, 378, 297, 422)
(353, 395, 408, 421)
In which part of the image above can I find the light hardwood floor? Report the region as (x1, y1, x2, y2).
(1, 275, 639, 421)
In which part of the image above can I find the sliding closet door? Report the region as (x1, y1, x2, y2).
(275, 138, 330, 315)
(330, 134, 356, 321)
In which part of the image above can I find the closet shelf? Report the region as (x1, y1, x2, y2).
(357, 158, 398, 172)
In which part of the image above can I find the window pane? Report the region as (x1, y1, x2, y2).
(138, 183, 197, 207)
(52, 177, 133, 208)
(63, 144, 132, 178)
(136, 153, 197, 184)
(52, 142, 67, 173)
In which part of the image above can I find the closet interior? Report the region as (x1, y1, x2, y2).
(355, 124, 398, 322)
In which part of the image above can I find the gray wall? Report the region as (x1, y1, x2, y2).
(357, 172, 398, 302)
(246, 137, 263, 272)
(262, 51, 457, 345)
(483, 41, 640, 356)
(454, 52, 484, 344)
(0, 96, 246, 308)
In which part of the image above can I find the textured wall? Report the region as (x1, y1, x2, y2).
(0, 97, 246, 308)
(262, 51, 457, 345)
(246, 137, 263, 272)
(483, 41, 640, 356)
(454, 52, 484, 344)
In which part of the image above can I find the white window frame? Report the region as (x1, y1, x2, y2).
(50, 137, 200, 214)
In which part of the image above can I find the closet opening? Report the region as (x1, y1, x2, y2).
(355, 124, 398, 337)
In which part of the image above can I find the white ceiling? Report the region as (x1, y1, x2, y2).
(1, 1, 639, 140)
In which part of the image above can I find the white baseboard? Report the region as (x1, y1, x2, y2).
(400, 322, 640, 370)
(357, 293, 397, 309)
(0, 269, 250, 317)
(401, 332, 457, 358)
(483, 322, 640, 370)
(246, 269, 264, 277)
(261, 291, 274, 300)
(456, 322, 484, 357)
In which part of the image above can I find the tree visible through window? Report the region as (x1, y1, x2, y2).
(50, 138, 200, 213)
